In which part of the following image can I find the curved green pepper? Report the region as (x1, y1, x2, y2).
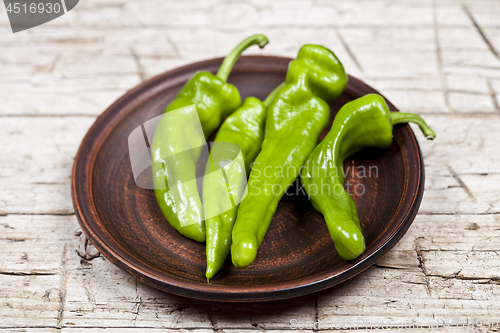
(204, 83, 285, 280)
(231, 45, 348, 269)
(300, 93, 436, 260)
(151, 34, 269, 242)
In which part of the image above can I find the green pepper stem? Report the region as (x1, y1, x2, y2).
(216, 34, 269, 82)
(263, 82, 286, 107)
(390, 112, 436, 140)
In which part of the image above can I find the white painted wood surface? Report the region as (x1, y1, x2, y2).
(0, 0, 499, 331)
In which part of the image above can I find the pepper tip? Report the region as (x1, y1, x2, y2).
(258, 37, 269, 49)
(424, 130, 436, 140)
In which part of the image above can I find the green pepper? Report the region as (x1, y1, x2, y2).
(151, 34, 269, 242)
(231, 45, 348, 269)
(300, 93, 436, 260)
(204, 83, 285, 280)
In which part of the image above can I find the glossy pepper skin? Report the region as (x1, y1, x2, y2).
(300, 93, 436, 260)
(151, 34, 269, 242)
(231, 45, 348, 269)
(204, 83, 285, 280)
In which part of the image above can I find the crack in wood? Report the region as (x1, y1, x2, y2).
(82, 274, 97, 312)
(77, 235, 101, 261)
(313, 293, 319, 332)
(487, 79, 500, 112)
(462, 4, 499, 60)
(57, 244, 67, 329)
(337, 30, 364, 74)
(0, 270, 57, 276)
(0, 212, 76, 216)
(207, 310, 221, 333)
(0, 114, 98, 118)
(447, 165, 477, 202)
(166, 304, 189, 315)
(130, 48, 146, 82)
(0, 237, 25, 242)
(374, 263, 410, 270)
(432, 0, 450, 112)
(132, 279, 143, 323)
(427, 274, 500, 284)
(165, 33, 181, 57)
(415, 237, 432, 296)
(418, 212, 500, 215)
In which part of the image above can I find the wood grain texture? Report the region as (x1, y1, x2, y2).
(1, 0, 499, 330)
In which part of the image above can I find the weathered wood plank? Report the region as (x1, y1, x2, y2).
(0, 274, 61, 328)
(0, 113, 499, 216)
(0, 215, 77, 273)
(2, 327, 60, 333)
(62, 330, 214, 333)
(318, 267, 500, 327)
(0, 116, 93, 214)
(63, 255, 315, 329)
(1, 212, 498, 330)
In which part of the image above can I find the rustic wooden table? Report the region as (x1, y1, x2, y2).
(1, 0, 499, 331)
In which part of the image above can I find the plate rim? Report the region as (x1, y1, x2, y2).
(71, 55, 424, 302)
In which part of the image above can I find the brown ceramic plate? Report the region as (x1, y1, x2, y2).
(72, 56, 425, 302)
